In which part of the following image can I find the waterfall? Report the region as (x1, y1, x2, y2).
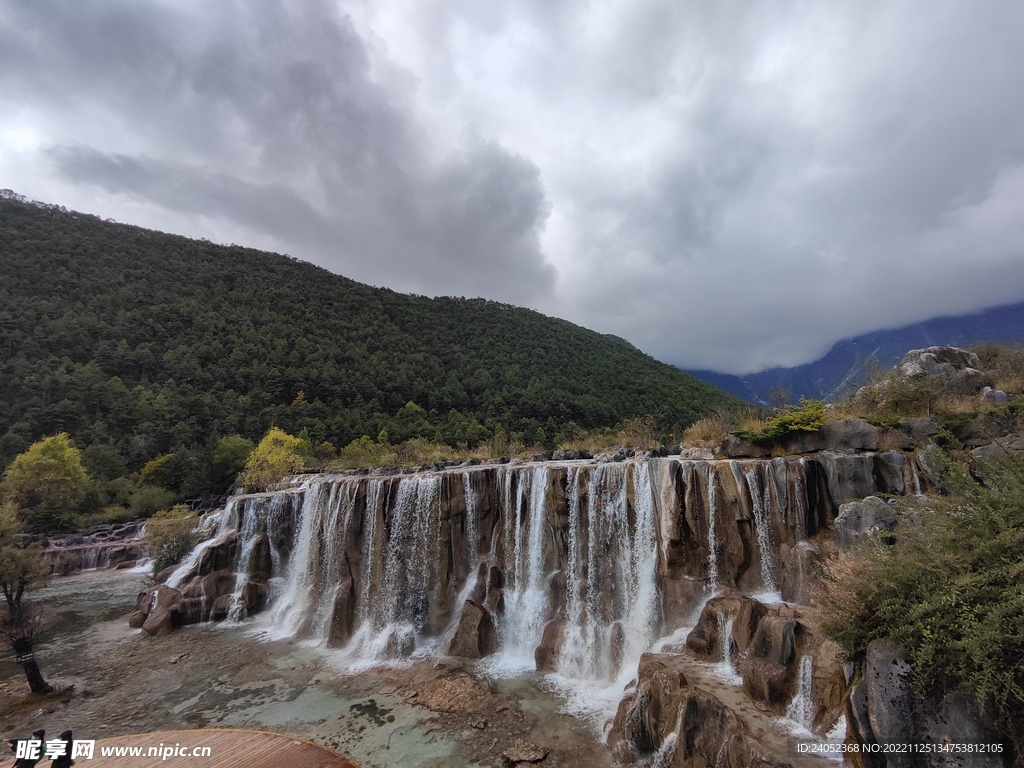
(786, 654, 814, 732)
(497, 465, 551, 670)
(793, 461, 807, 540)
(442, 472, 485, 643)
(745, 467, 779, 596)
(912, 465, 923, 496)
(348, 474, 442, 661)
(556, 462, 659, 683)
(715, 612, 740, 683)
(165, 506, 232, 590)
(263, 481, 334, 639)
(226, 492, 294, 620)
(705, 465, 719, 590)
(80, 546, 109, 571)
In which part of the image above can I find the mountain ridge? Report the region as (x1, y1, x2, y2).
(688, 301, 1024, 404)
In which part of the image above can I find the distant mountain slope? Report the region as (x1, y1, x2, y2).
(0, 195, 737, 468)
(689, 302, 1024, 405)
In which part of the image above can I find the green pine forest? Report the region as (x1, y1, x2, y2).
(0, 196, 737, 508)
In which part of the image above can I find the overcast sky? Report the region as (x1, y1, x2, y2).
(2, 0, 1023, 373)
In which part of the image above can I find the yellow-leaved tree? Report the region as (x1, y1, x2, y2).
(0, 433, 90, 533)
(238, 428, 309, 491)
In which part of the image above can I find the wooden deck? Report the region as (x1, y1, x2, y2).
(82, 729, 357, 767)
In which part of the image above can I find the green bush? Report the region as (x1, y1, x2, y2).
(145, 504, 197, 576)
(733, 398, 826, 444)
(821, 450, 1024, 720)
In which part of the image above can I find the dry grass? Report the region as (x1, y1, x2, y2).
(681, 408, 733, 448)
(994, 373, 1024, 395)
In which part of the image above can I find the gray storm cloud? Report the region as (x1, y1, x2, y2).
(0, 0, 555, 304)
(2, 0, 1023, 372)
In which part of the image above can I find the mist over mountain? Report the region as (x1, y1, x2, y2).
(688, 302, 1024, 404)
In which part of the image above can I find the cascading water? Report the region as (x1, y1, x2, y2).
(264, 480, 334, 639)
(547, 462, 662, 728)
(715, 612, 741, 683)
(745, 466, 779, 596)
(786, 654, 815, 732)
(165, 506, 232, 591)
(495, 465, 551, 671)
(157, 449, 871, 761)
(705, 465, 719, 590)
(350, 474, 443, 661)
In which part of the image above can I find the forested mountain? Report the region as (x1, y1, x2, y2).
(0, 195, 735, 474)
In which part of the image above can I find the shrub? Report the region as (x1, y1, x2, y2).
(819, 451, 1024, 721)
(733, 398, 825, 444)
(129, 485, 175, 518)
(145, 504, 198, 576)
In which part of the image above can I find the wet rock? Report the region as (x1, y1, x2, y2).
(534, 619, 566, 672)
(140, 585, 184, 636)
(328, 577, 356, 646)
(247, 532, 272, 583)
(738, 616, 801, 714)
(447, 600, 495, 659)
(419, 671, 491, 713)
(608, 654, 784, 768)
(241, 581, 269, 613)
(385, 627, 415, 659)
(609, 621, 626, 678)
(502, 739, 548, 763)
(835, 496, 898, 549)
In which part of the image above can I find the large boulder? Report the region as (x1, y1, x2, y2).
(534, 619, 565, 672)
(738, 615, 801, 714)
(140, 585, 184, 636)
(247, 532, 273, 583)
(897, 347, 980, 378)
(608, 654, 790, 768)
(919, 691, 1004, 768)
(447, 600, 495, 659)
(834, 497, 898, 549)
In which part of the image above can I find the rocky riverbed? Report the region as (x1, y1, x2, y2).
(0, 569, 612, 768)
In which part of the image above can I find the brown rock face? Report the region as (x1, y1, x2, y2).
(328, 577, 356, 647)
(240, 581, 269, 613)
(502, 739, 549, 763)
(447, 600, 496, 659)
(608, 654, 788, 768)
(738, 616, 801, 714)
(140, 585, 184, 636)
(534, 619, 566, 672)
(247, 532, 272, 583)
(419, 671, 492, 713)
